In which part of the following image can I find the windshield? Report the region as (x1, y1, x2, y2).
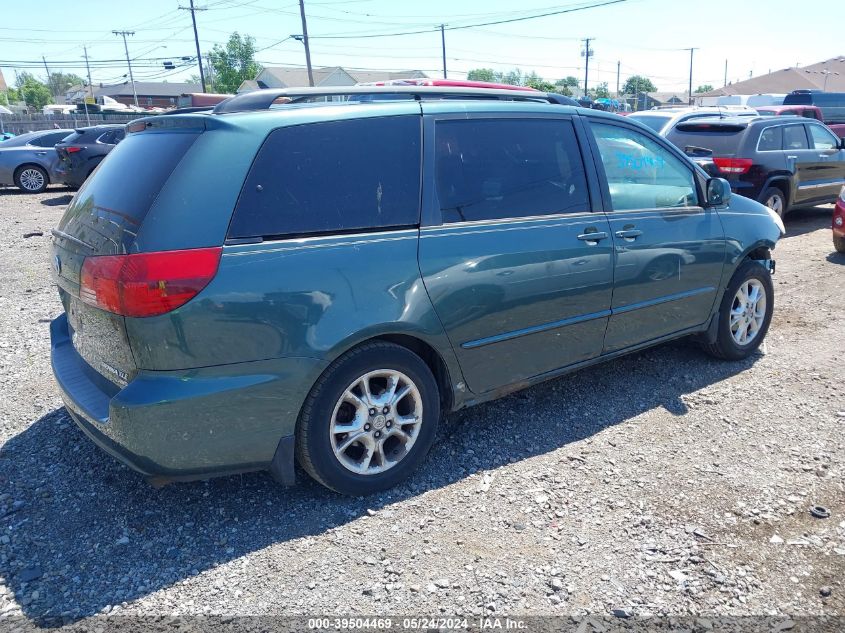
(628, 114, 671, 133)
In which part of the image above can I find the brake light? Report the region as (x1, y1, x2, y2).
(79, 247, 221, 317)
(65, 146, 82, 153)
(713, 157, 753, 174)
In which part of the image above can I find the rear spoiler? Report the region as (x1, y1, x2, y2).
(675, 121, 747, 133)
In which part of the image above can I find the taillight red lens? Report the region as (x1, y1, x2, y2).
(65, 146, 82, 153)
(79, 247, 222, 317)
(713, 157, 753, 174)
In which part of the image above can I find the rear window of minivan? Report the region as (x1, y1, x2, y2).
(57, 130, 200, 249)
(228, 115, 421, 239)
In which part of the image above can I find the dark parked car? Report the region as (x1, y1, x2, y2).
(50, 86, 783, 495)
(665, 116, 845, 217)
(0, 129, 73, 192)
(54, 124, 126, 188)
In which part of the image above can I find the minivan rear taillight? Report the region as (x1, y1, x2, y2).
(79, 247, 221, 317)
(713, 157, 753, 174)
(65, 146, 83, 153)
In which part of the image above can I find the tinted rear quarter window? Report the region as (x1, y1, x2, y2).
(229, 115, 421, 239)
(57, 130, 200, 248)
(757, 126, 783, 151)
(434, 118, 589, 223)
(32, 132, 71, 147)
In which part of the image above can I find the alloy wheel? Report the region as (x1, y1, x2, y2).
(765, 193, 783, 217)
(19, 168, 45, 192)
(329, 369, 423, 475)
(729, 279, 767, 345)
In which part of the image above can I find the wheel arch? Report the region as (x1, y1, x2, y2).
(761, 175, 792, 206)
(14, 162, 51, 185)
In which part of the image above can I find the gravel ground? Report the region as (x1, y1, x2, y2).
(0, 187, 843, 625)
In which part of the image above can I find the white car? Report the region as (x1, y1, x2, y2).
(627, 106, 759, 136)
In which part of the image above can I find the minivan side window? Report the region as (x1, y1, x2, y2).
(228, 116, 421, 239)
(590, 122, 699, 211)
(783, 125, 809, 150)
(808, 124, 840, 150)
(434, 118, 589, 224)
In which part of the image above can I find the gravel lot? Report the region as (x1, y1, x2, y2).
(0, 187, 843, 626)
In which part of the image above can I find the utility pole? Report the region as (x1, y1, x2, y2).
(82, 46, 93, 126)
(181, 0, 207, 92)
(685, 47, 698, 105)
(299, 0, 314, 87)
(724, 59, 728, 87)
(616, 60, 620, 98)
(440, 24, 447, 78)
(581, 38, 593, 97)
(113, 30, 139, 107)
(206, 53, 215, 92)
(42, 56, 54, 103)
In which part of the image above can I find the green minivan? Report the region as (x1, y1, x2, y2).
(49, 87, 784, 495)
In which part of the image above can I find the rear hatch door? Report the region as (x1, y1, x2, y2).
(51, 123, 202, 385)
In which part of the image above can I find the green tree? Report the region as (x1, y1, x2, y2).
(591, 82, 610, 98)
(47, 72, 84, 97)
(622, 75, 657, 95)
(523, 71, 556, 93)
(467, 68, 496, 82)
(16, 73, 52, 109)
(553, 76, 580, 96)
(210, 32, 262, 93)
(694, 84, 714, 94)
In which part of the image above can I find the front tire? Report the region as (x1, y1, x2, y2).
(759, 186, 787, 218)
(296, 341, 440, 495)
(834, 234, 845, 253)
(704, 260, 774, 360)
(14, 165, 48, 193)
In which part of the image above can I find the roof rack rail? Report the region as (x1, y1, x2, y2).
(212, 86, 577, 114)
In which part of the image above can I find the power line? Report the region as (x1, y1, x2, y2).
(307, 0, 628, 39)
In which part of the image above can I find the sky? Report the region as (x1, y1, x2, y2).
(2, 0, 844, 95)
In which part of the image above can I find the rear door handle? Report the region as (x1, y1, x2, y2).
(615, 229, 643, 241)
(577, 230, 608, 243)
(35, 151, 47, 156)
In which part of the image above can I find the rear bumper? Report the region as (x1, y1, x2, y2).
(50, 313, 326, 484)
(53, 163, 86, 188)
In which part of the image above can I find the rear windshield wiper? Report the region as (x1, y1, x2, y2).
(684, 145, 713, 158)
(51, 228, 95, 251)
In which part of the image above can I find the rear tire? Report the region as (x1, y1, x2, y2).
(834, 234, 845, 253)
(296, 341, 440, 495)
(14, 165, 48, 193)
(759, 186, 787, 218)
(703, 260, 774, 360)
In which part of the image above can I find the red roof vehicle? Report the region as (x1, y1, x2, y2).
(359, 78, 540, 92)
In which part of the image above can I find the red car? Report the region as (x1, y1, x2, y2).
(834, 186, 845, 253)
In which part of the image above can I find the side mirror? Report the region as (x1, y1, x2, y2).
(839, 137, 845, 150)
(706, 177, 731, 206)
